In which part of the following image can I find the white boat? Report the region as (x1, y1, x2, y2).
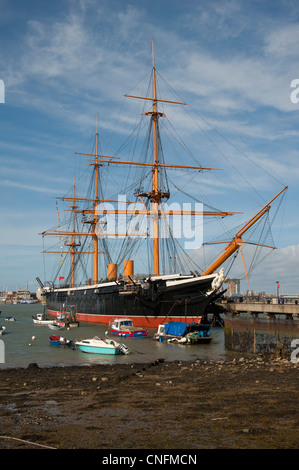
(48, 320, 65, 330)
(108, 318, 148, 338)
(32, 313, 55, 325)
(4, 316, 16, 322)
(75, 336, 129, 355)
(0, 326, 6, 336)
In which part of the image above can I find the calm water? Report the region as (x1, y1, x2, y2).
(0, 304, 236, 369)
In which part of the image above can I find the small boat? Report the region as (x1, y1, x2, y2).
(48, 320, 66, 330)
(108, 318, 148, 338)
(0, 326, 6, 336)
(75, 336, 130, 355)
(154, 321, 212, 344)
(32, 313, 54, 325)
(56, 311, 79, 328)
(49, 335, 74, 347)
(4, 316, 16, 322)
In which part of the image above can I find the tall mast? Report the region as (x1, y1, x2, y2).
(151, 40, 160, 275)
(94, 113, 99, 284)
(58, 174, 81, 287)
(41, 43, 242, 285)
(71, 175, 76, 287)
(75, 41, 237, 276)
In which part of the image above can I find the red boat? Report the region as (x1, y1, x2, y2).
(108, 318, 148, 338)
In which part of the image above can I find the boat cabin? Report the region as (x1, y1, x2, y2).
(113, 318, 133, 330)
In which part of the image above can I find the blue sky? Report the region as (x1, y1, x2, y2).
(0, 0, 299, 294)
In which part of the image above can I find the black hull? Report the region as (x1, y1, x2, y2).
(44, 274, 222, 327)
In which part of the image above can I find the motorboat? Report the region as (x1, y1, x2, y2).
(32, 313, 54, 325)
(75, 336, 129, 355)
(49, 335, 74, 347)
(108, 318, 148, 338)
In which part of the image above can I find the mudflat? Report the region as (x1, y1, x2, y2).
(0, 354, 298, 449)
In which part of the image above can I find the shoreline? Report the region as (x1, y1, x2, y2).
(0, 352, 298, 449)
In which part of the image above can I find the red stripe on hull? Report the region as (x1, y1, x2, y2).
(47, 310, 202, 328)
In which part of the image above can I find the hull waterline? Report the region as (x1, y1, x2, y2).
(43, 273, 224, 328)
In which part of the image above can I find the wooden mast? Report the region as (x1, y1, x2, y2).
(201, 186, 288, 276)
(152, 39, 160, 275)
(43, 175, 84, 287)
(94, 113, 99, 284)
(41, 42, 283, 286)
(74, 40, 238, 276)
(64, 175, 79, 287)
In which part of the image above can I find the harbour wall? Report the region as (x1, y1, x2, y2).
(221, 302, 299, 355)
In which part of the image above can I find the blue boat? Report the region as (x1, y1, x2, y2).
(49, 335, 74, 347)
(154, 321, 212, 344)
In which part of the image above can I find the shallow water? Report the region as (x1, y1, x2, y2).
(0, 304, 237, 368)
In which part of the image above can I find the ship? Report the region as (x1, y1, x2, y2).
(38, 41, 287, 328)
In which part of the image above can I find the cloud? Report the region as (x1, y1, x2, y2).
(240, 244, 299, 294)
(265, 23, 299, 57)
(0, 0, 298, 293)
(0, 179, 58, 194)
(25, 15, 93, 79)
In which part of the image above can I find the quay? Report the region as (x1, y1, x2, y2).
(219, 301, 299, 354)
(222, 301, 299, 319)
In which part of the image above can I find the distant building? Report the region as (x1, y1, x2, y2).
(229, 279, 240, 296)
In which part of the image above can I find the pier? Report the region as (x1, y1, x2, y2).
(222, 301, 299, 320)
(220, 301, 299, 354)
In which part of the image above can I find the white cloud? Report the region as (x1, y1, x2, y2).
(265, 23, 299, 57)
(240, 244, 299, 294)
(0, 179, 59, 194)
(0, 0, 298, 293)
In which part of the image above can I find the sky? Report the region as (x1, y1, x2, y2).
(0, 0, 299, 295)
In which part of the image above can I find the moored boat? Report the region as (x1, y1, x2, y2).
(48, 320, 66, 330)
(4, 316, 16, 322)
(49, 335, 74, 347)
(0, 326, 6, 335)
(108, 318, 148, 338)
(32, 313, 54, 325)
(154, 320, 212, 344)
(75, 336, 129, 355)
